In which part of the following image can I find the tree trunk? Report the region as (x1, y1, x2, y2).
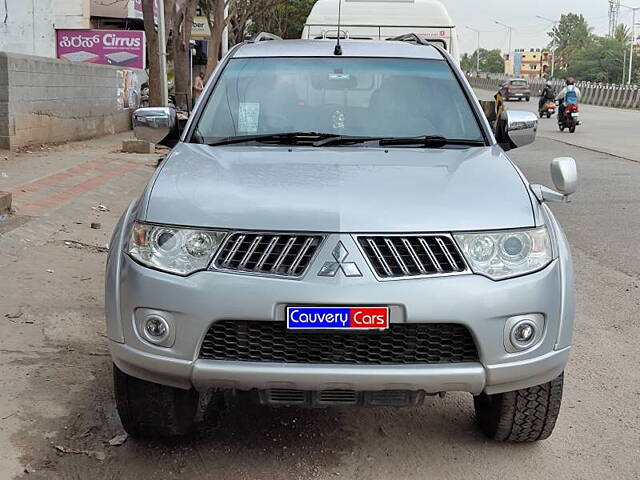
(172, 0, 198, 109)
(205, 0, 225, 79)
(142, 0, 162, 106)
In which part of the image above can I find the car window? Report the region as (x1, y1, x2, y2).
(510, 80, 528, 87)
(194, 57, 484, 143)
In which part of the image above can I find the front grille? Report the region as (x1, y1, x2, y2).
(199, 321, 478, 364)
(213, 233, 323, 277)
(257, 389, 424, 407)
(357, 235, 467, 279)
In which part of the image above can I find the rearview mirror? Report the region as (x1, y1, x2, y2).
(551, 157, 578, 195)
(497, 110, 538, 151)
(133, 107, 177, 145)
(530, 157, 578, 203)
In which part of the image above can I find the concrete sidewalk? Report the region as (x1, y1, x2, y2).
(0, 132, 158, 478)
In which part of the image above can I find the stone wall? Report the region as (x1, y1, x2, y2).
(0, 52, 143, 150)
(466, 74, 640, 110)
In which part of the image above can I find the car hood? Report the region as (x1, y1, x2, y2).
(144, 143, 535, 232)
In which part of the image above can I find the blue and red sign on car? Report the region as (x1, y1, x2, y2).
(287, 306, 389, 330)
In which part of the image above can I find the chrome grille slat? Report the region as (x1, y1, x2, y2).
(214, 232, 323, 278)
(367, 238, 393, 277)
(238, 235, 263, 269)
(385, 238, 410, 275)
(436, 237, 457, 271)
(255, 237, 279, 271)
(271, 237, 297, 273)
(402, 238, 426, 274)
(222, 234, 245, 267)
(358, 234, 468, 279)
(288, 237, 314, 275)
(418, 237, 442, 272)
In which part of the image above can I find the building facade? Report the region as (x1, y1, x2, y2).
(504, 49, 551, 79)
(0, 0, 90, 58)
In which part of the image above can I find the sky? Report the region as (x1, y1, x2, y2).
(445, 0, 632, 54)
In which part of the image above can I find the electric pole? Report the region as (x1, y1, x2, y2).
(536, 15, 559, 79)
(495, 21, 513, 55)
(466, 27, 481, 74)
(621, 4, 639, 84)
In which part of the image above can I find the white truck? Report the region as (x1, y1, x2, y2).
(301, 0, 460, 63)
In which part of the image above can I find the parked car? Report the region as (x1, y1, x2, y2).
(110, 38, 578, 442)
(499, 78, 531, 102)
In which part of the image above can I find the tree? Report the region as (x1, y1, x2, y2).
(142, 0, 162, 106)
(548, 14, 593, 70)
(568, 35, 639, 84)
(167, 0, 199, 109)
(461, 49, 504, 74)
(613, 24, 632, 44)
(201, 0, 229, 78)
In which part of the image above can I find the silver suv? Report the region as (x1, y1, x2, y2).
(107, 39, 578, 442)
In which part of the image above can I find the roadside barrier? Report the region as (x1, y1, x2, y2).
(465, 74, 640, 110)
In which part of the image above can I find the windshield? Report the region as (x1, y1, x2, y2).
(193, 58, 484, 144)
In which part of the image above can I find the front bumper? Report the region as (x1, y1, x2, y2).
(106, 224, 575, 396)
(111, 340, 569, 395)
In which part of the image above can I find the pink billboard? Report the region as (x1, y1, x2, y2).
(56, 30, 146, 70)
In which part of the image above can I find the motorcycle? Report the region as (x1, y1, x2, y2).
(539, 99, 556, 119)
(558, 102, 579, 133)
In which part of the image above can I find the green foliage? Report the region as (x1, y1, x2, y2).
(461, 49, 505, 74)
(568, 36, 639, 83)
(548, 13, 593, 69)
(545, 14, 639, 84)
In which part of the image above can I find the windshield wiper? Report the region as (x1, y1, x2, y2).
(378, 136, 486, 148)
(207, 132, 340, 147)
(312, 135, 387, 147)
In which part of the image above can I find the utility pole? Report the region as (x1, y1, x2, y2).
(466, 27, 481, 74)
(157, 0, 169, 106)
(536, 15, 559, 79)
(621, 5, 639, 84)
(495, 21, 513, 56)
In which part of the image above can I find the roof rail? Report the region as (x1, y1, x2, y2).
(247, 32, 283, 43)
(387, 33, 432, 46)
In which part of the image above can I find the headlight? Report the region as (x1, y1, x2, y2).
(128, 222, 226, 275)
(454, 227, 553, 280)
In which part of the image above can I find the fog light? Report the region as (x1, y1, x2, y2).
(509, 320, 537, 350)
(144, 315, 169, 342)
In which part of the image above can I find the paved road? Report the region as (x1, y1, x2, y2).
(0, 120, 639, 479)
(474, 88, 640, 162)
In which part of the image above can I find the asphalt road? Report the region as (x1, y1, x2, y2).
(0, 99, 639, 479)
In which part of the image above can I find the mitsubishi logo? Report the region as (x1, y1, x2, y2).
(318, 242, 362, 277)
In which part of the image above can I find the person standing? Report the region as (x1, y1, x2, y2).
(193, 71, 205, 106)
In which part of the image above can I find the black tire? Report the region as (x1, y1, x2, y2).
(559, 123, 565, 132)
(526, 97, 530, 102)
(114, 364, 200, 438)
(474, 373, 564, 442)
(546, 112, 551, 119)
(569, 119, 576, 133)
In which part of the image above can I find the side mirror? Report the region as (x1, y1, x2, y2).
(497, 110, 538, 151)
(550, 157, 577, 195)
(531, 157, 578, 203)
(133, 107, 177, 145)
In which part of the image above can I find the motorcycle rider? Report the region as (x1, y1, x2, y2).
(555, 77, 581, 124)
(538, 81, 556, 112)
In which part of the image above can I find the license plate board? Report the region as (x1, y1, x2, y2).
(286, 306, 389, 330)
(571, 112, 579, 117)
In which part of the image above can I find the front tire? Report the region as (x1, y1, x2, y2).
(474, 373, 564, 442)
(114, 364, 200, 438)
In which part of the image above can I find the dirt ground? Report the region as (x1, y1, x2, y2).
(0, 133, 638, 480)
